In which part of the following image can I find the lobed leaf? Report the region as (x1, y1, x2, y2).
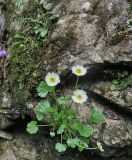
(36, 100, 50, 112)
(79, 125, 93, 138)
(70, 121, 82, 131)
(36, 100, 51, 120)
(50, 132, 55, 137)
(91, 107, 104, 124)
(26, 121, 38, 134)
(57, 96, 72, 105)
(67, 109, 75, 120)
(66, 138, 79, 148)
(55, 143, 67, 152)
(35, 28, 48, 37)
(17, 0, 25, 11)
(37, 81, 54, 97)
(57, 124, 66, 134)
(53, 110, 64, 122)
(36, 112, 44, 121)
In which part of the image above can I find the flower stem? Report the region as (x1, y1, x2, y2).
(38, 124, 53, 127)
(61, 133, 63, 144)
(75, 77, 79, 89)
(51, 92, 59, 109)
(66, 129, 99, 150)
(68, 128, 78, 138)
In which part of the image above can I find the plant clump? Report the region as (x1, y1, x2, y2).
(110, 72, 132, 91)
(27, 65, 104, 152)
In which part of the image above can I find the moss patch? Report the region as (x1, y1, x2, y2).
(6, 1, 76, 107)
(7, 1, 58, 106)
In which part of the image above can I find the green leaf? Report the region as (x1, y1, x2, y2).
(55, 143, 67, 152)
(79, 140, 88, 150)
(79, 125, 93, 138)
(91, 107, 104, 124)
(35, 28, 48, 37)
(73, 138, 81, 145)
(78, 142, 88, 151)
(70, 121, 82, 131)
(117, 81, 127, 90)
(128, 75, 132, 84)
(48, 107, 56, 113)
(26, 121, 38, 134)
(51, 110, 59, 121)
(110, 80, 119, 91)
(37, 81, 48, 97)
(66, 138, 77, 148)
(50, 132, 55, 137)
(37, 81, 54, 97)
(67, 109, 75, 120)
(40, 28, 48, 37)
(57, 124, 65, 134)
(71, 122, 93, 137)
(53, 110, 64, 121)
(36, 112, 44, 121)
(80, 142, 88, 148)
(17, 0, 25, 11)
(110, 84, 117, 91)
(36, 100, 50, 113)
(57, 96, 72, 105)
(35, 29, 40, 34)
(36, 100, 51, 118)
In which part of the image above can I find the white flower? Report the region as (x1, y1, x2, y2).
(45, 72, 60, 86)
(72, 89, 88, 104)
(97, 141, 104, 152)
(72, 65, 87, 76)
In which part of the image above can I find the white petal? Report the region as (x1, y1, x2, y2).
(45, 72, 60, 86)
(72, 89, 88, 104)
(71, 65, 87, 76)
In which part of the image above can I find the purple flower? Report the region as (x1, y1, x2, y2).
(0, 49, 7, 57)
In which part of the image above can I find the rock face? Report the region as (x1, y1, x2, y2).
(44, 0, 132, 72)
(89, 98, 132, 157)
(90, 80, 132, 112)
(0, 125, 131, 160)
(0, 0, 132, 159)
(0, 128, 90, 160)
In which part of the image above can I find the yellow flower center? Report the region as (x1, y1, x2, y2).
(49, 77, 56, 83)
(77, 94, 83, 100)
(76, 68, 82, 74)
